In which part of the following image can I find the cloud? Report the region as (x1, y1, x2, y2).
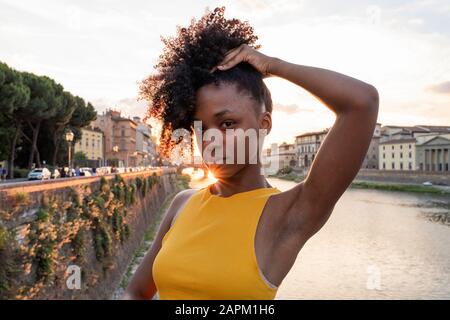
(2, 0, 450, 146)
(426, 81, 450, 94)
(273, 103, 314, 115)
(91, 96, 148, 118)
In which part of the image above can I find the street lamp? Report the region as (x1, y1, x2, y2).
(144, 154, 148, 168)
(65, 130, 74, 174)
(112, 145, 119, 167)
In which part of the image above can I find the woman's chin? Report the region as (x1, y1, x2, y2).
(208, 164, 241, 179)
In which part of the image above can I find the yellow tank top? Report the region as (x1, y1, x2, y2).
(152, 183, 282, 300)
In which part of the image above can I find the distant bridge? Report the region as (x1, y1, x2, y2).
(176, 163, 210, 178)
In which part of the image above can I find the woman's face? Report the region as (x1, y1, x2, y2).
(193, 82, 272, 179)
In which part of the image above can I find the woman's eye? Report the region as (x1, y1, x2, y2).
(221, 120, 235, 129)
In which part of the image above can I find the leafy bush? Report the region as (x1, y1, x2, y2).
(277, 166, 293, 175)
(13, 168, 29, 178)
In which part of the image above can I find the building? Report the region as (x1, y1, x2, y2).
(294, 129, 329, 172)
(277, 142, 297, 169)
(133, 116, 158, 166)
(261, 142, 297, 175)
(380, 125, 450, 142)
(73, 126, 104, 166)
(378, 125, 450, 171)
(362, 122, 382, 169)
(415, 133, 450, 172)
(261, 143, 280, 175)
(378, 138, 416, 171)
(94, 110, 138, 167)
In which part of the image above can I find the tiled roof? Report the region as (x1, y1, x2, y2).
(379, 138, 416, 145)
(295, 128, 329, 138)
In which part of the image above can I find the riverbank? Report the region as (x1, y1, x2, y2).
(269, 173, 450, 195)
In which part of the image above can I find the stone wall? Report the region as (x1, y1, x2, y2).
(0, 168, 181, 299)
(355, 168, 450, 185)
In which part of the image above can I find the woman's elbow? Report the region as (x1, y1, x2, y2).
(362, 84, 379, 112)
(122, 287, 154, 300)
(353, 84, 379, 114)
(367, 85, 379, 109)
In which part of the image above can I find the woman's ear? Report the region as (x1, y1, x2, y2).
(260, 111, 272, 135)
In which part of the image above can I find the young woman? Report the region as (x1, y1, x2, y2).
(123, 7, 379, 300)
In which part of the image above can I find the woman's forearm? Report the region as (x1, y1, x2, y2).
(267, 57, 379, 115)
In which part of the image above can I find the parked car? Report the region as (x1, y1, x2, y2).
(422, 181, 433, 186)
(79, 167, 93, 177)
(28, 168, 51, 180)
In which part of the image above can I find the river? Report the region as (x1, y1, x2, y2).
(190, 174, 450, 299)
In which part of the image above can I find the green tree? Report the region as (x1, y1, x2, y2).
(49, 92, 77, 166)
(74, 151, 88, 167)
(0, 62, 98, 175)
(21, 73, 60, 169)
(0, 62, 30, 178)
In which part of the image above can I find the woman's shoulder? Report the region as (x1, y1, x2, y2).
(173, 187, 200, 204)
(168, 188, 201, 223)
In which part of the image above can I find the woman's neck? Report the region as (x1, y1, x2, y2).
(210, 165, 272, 197)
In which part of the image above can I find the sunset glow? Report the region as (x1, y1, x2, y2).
(1, 0, 449, 148)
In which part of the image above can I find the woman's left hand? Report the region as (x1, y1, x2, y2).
(210, 44, 277, 78)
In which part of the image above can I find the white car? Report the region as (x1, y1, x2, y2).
(116, 167, 126, 173)
(28, 168, 51, 180)
(96, 166, 111, 175)
(79, 167, 93, 177)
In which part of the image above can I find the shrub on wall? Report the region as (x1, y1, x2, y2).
(0, 172, 171, 299)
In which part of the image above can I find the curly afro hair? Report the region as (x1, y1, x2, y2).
(140, 6, 273, 158)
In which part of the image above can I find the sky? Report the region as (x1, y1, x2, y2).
(1, 0, 450, 147)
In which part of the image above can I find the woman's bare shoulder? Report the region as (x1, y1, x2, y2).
(167, 188, 199, 226)
(172, 188, 198, 207)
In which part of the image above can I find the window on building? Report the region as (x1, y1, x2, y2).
(400, 162, 403, 170)
(392, 162, 395, 169)
(409, 152, 412, 158)
(383, 153, 385, 159)
(400, 145, 403, 149)
(392, 153, 394, 158)
(408, 162, 412, 170)
(392, 145, 394, 150)
(400, 152, 403, 158)
(383, 162, 385, 169)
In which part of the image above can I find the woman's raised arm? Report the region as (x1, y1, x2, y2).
(214, 44, 379, 244)
(269, 58, 379, 241)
